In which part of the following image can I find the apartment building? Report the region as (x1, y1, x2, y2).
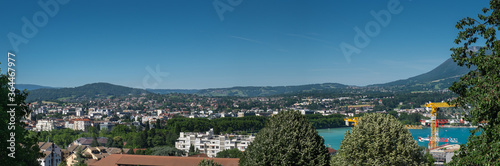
(175, 129, 255, 157)
(35, 119, 55, 131)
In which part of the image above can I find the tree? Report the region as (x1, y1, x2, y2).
(74, 147, 87, 166)
(447, 1, 500, 165)
(331, 113, 430, 166)
(58, 161, 68, 166)
(90, 137, 99, 147)
(239, 110, 330, 166)
(189, 144, 196, 153)
(216, 148, 243, 158)
(388, 110, 398, 118)
(198, 159, 222, 166)
(0, 64, 43, 165)
(150, 146, 185, 156)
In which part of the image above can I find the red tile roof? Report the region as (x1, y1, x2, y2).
(89, 154, 239, 166)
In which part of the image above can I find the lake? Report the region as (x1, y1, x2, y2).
(317, 127, 476, 150)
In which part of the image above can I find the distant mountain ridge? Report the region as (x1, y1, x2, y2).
(26, 82, 150, 102)
(195, 83, 349, 97)
(22, 58, 473, 100)
(146, 89, 199, 94)
(368, 58, 475, 91)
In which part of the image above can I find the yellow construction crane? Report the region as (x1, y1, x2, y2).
(425, 102, 454, 149)
(344, 117, 360, 126)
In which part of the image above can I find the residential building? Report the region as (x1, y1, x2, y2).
(175, 129, 255, 157)
(73, 118, 91, 131)
(73, 137, 108, 146)
(76, 108, 84, 117)
(35, 119, 55, 131)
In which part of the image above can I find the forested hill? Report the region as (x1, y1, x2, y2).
(368, 58, 475, 91)
(194, 83, 349, 97)
(26, 82, 150, 102)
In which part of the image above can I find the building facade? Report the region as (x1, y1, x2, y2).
(73, 118, 91, 131)
(35, 119, 55, 131)
(175, 129, 255, 157)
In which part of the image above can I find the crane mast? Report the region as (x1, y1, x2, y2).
(425, 102, 453, 149)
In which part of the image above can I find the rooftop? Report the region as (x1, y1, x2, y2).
(89, 154, 239, 166)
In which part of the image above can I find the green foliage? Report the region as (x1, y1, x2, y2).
(90, 137, 99, 147)
(216, 148, 243, 158)
(196, 83, 348, 97)
(189, 144, 195, 153)
(332, 113, 430, 166)
(26, 82, 150, 102)
(34, 128, 84, 148)
(135, 149, 152, 155)
(240, 111, 330, 166)
(74, 147, 86, 166)
(398, 112, 426, 125)
(198, 159, 222, 166)
(150, 146, 185, 156)
(0, 70, 43, 165)
(306, 114, 346, 129)
(448, 1, 500, 165)
(58, 160, 68, 166)
(168, 116, 268, 134)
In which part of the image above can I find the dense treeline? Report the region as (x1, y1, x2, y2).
(306, 114, 346, 129)
(33, 114, 351, 149)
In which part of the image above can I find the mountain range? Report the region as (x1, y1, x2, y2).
(23, 58, 473, 101)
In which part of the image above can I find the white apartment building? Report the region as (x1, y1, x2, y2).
(73, 118, 91, 131)
(88, 108, 111, 117)
(175, 129, 255, 157)
(35, 120, 55, 131)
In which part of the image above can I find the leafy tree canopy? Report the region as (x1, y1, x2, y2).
(198, 159, 222, 166)
(0, 64, 42, 165)
(239, 110, 330, 166)
(448, 0, 500, 164)
(215, 148, 243, 158)
(332, 113, 430, 166)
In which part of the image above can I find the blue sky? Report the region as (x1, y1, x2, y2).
(0, 0, 490, 89)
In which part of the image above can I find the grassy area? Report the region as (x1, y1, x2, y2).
(42, 101, 58, 104)
(348, 105, 373, 108)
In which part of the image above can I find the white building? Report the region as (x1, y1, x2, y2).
(35, 120, 55, 131)
(75, 108, 84, 117)
(88, 108, 111, 117)
(73, 118, 91, 131)
(175, 129, 255, 157)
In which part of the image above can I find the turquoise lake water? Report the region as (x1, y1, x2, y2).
(317, 127, 476, 150)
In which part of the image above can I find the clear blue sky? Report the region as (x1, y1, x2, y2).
(0, 0, 490, 89)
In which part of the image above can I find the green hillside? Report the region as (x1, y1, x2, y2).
(195, 83, 349, 97)
(26, 82, 150, 102)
